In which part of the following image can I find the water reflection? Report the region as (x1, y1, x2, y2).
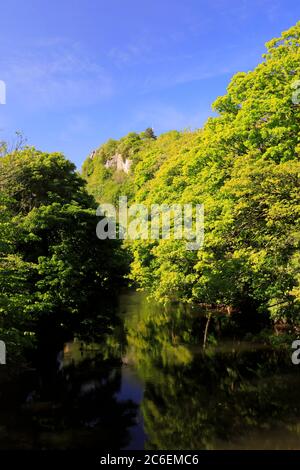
(123, 291, 300, 450)
(0, 290, 300, 449)
(0, 342, 137, 449)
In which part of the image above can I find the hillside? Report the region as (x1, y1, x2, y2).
(82, 22, 300, 325)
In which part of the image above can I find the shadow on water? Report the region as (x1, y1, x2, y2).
(0, 290, 300, 449)
(0, 340, 138, 450)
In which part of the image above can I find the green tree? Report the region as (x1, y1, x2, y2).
(141, 128, 157, 140)
(0, 148, 128, 360)
(82, 22, 300, 327)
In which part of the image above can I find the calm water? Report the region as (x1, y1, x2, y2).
(0, 291, 300, 450)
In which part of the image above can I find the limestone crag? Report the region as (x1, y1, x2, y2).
(104, 153, 132, 174)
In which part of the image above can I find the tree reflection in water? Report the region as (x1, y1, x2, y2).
(0, 341, 137, 450)
(0, 291, 300, 450)
(123, 292, 300, 450)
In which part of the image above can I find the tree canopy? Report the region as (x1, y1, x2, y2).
(0, 148, 127, 361)
(82, 22, 300, 324)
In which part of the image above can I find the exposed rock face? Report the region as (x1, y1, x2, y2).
(104, 153, 132, 174)
(89, 150, 96, 159)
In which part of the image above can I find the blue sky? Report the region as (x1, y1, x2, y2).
(0, 0, 300, 168)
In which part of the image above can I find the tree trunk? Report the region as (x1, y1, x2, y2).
(203, 313, 212, 350)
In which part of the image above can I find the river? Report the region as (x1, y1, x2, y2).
(0, 290, 300, 450)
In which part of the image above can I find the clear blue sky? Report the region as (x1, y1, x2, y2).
(0, 0, 300, 168)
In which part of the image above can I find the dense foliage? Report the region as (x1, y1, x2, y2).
(82, 23, 300, 326)
(0, 148, 127, 362)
